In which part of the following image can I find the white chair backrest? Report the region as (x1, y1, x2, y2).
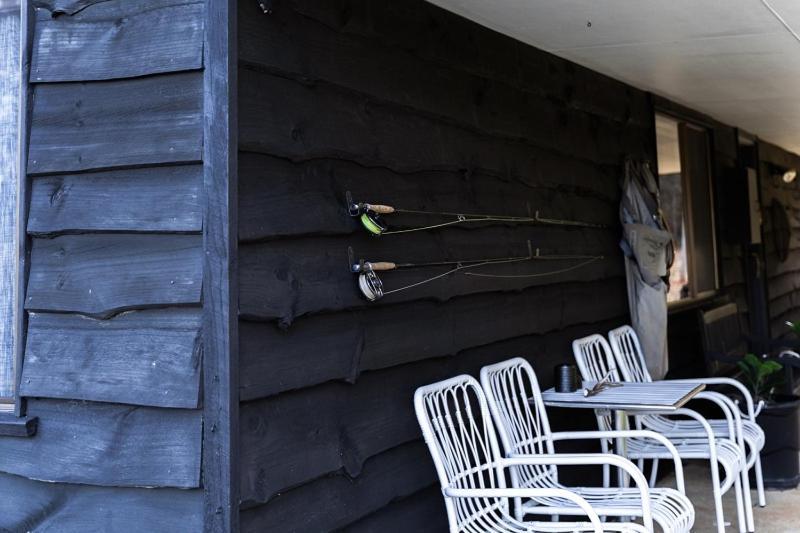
(414, 375, 509, 530)
(480, 358, 557, 487)
(608, 325, 652, 383)
(572, 334, 621, 432)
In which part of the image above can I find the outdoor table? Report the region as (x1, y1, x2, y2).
(541, 381, 705, 486)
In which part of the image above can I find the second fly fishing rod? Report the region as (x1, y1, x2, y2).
(349, 242, 604, 301)
(346, 191, 606, 236)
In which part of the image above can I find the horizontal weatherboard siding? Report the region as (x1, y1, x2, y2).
(0, 471, 202, 533)
(0, 399, 202, 488)
(20, 309, 202, 408)
(236, 0, 651, 528)
(28, 165, 203, 235)
(31, 0, 204, 83)
(25, 233, 203, 317)
(27, 72, 203, 175)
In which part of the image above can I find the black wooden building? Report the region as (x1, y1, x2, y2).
(0, 0, 798, 531)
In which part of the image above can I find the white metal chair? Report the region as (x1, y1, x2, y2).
(572, 334, 748, 533)
(478, 359, 695, 532)
(608, 325, 766, 525)
(415, 374, 662, 532)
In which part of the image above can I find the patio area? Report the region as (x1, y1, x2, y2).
(662, 463, 800, 533)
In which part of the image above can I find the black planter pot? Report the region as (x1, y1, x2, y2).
(755, 394, 800, 490)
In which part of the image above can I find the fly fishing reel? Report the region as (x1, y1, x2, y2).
(348, 247, 394, 301)
(347, 191, 393, 236)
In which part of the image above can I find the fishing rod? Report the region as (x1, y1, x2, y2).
(346, 191, 606, 236)
(348, 242, 604, 301)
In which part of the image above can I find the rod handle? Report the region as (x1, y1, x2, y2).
(367, 204, 395, 214)
(367, 261, 396, 271)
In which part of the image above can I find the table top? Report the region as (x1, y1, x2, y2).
(541, 381, 705, 411)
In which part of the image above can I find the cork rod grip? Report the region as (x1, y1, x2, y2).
(367, 262, 396, 271)
(367, 204, 395, 214)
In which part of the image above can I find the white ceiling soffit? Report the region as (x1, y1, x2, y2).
(426, 0, 800, 155)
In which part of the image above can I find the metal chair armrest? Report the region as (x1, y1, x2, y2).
(549, 430, 685, 493)
(500, 453, 654, 530)
(443, 486, 604, 532)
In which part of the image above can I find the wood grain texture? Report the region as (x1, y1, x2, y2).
(0, 399, 202, 487)
(235, 0, 652, 528)
(238, 152, 615, 242)
(28, 165, 203, 235)
(0, 8, 20, 399)
(27, 72, 203, 175)
(203, 0, 238, 528)
(240, 279, 628, 400)
(0, 471, 202, 532)
(343, 486, 447, 533)
(20, 309, 202, 408)
(239, 318, 622, 505)
(275, 0, 652, 126)
(26, 234, 202, 316)
(239, 67, 648, 173)
(239, 228, 620, 324)
(238, 0, 651, 142)
(241, 442, 436, 530)
(32, 0, 204, 82)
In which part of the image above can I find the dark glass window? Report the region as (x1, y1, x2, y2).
(655, 113, 718, 304)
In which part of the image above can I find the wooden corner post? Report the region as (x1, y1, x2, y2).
(203, 0, 238, 530)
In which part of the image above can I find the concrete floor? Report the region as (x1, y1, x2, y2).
(659, 463, 800, 533)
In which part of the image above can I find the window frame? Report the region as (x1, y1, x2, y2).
(654, 111, 720, 309)
(0, 0, 21, 411)
(0, 0, 31, 419)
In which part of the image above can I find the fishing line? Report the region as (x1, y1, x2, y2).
(349, 243, 604, 301)
(346, 191, 606, 236)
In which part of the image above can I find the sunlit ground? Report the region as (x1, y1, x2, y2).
(660, 462, 799, 533)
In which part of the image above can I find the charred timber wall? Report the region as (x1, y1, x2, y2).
(0, 0, 206, 530)
(759, 142, 800, 339)
(236, 0, 654, 530)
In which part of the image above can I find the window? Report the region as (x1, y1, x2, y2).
(0, 0, 20, 408)
(655, 113, 718, 304)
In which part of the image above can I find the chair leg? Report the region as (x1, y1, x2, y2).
(649, 458, 660, 488)
(710, 459, 727, 533)
(741, 457, 755, 532)
(754, 452, 767, 507)
(733, 469, 746, 533)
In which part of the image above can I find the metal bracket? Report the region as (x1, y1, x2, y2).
(347, 246, 369, 273)
(257, 0, 273, 15)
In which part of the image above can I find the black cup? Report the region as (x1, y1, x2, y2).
(554, 364, 580, 393)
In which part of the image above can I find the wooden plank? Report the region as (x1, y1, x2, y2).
(0, 413, 37, 437)
(203, 0, 238, 528)
(241, 442, 436, 530)
(239, 278, 628, 400)
(31, 0, 204, 82)
(277, 0, 652, 126)
(27, 72, 203, 175)
(238, 0, 651, 143)
(238, 152, 616, 242)
(0, 399, 202, 487)
(239, 227, 621, 323)
(239, 318, 622, 504)
(20, 309, 202, 408)
(0, 5, 20, 400)
(343, 486, 446, 533)
(239, 67, 647, 173)
(14, 0, 35, 417)
(28, 165, 203, 235)
(25, 234, 203, 317)
(0, 471, 202, 532)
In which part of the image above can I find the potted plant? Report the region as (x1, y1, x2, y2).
(739, 351, 800, 489)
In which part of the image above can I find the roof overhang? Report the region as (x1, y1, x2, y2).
(426, 0, 800, 155)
